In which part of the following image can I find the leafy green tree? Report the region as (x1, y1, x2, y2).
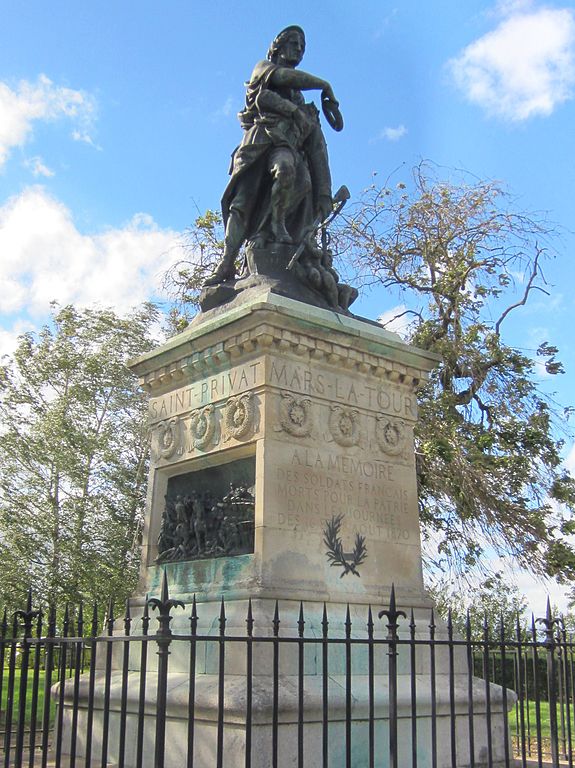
(162, 209, 224, 324)
(0, 303, 159, 613)
(339, 163, 575, 582)
(429, 573, 529, 640)
(166, 163, 575, 582)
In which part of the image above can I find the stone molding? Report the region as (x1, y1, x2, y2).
(151, 394, 259, 462)
(276, 392, 314, 437)
(188, 404, 217, 451)
(328, 405, 361, 448)
(273, 392, 411, 459)
(138, 321, 430, 393)
(222, 392, 256, 442)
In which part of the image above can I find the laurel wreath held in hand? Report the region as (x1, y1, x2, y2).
(323, 513, 368, 578)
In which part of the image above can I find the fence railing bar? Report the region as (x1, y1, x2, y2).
(0, 609, 7, 760)
(380, 585, 406, 768)
(99, 600, 114, 768)
(83, 602, 99, 768)
(408, 608, 418, 768)
(68, 603, 84, 768)
(465, 613, 476, 768)
(3, 614, 19, 767)
(524, 649, 533, 759)
(515, 617, 527, 768)
(321, 603, 329, 768)
(27, 611, 43, 768)
(530, 614, 544, 768)
(14, 589, 40, 768)
(117, 600, 132, 768)
(538, 600, 561, 768)
(500, 617, 510, 768)
(481, 616, 493, 768)
(368, 606, 375, 768)
(136, 600, 150, 768)
(54, 605, 70, 768)
(272, 600, 280, 768)
(563, 625, 574, 768)
(148, 570, 184, 768)
(558, 640, 567, 760)
(297, 601, 305, 768)
(216, 598, 226, 768)
(345, 604, 352, 768)
(429, 608, 438, 768)
(447, 610, 457, 768)
(244, 598, 253, 768)
(40, 605, 56, 768)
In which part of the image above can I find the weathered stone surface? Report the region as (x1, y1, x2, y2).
(129, 293, 439, 608)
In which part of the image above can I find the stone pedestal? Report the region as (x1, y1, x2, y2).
(56, 294, 511, 767)
(136, 291, 435, 609)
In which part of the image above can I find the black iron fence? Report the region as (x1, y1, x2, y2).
(0, 576, 574, 768)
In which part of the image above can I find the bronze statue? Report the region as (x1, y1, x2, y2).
(201, 26, 356, 312)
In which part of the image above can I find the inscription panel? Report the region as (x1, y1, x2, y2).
(268, 359, 416, 419)
(273, 447, 416, 545)
(148, 357, 416, 424)
(149, 361, 264, 424)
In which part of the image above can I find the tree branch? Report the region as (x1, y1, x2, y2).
(495, 249, 549, 335)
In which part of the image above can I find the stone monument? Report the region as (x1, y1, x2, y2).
(56, 26, 511, 768)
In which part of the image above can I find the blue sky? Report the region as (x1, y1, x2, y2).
(1, 0, 574, 609)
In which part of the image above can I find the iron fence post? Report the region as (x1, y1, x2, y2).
(537, 598, 563, 768)
(14, 589, 40, 768)
(379, 584, 406, 768)
(147, 570, 184, 768)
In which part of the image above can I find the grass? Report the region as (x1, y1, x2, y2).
(508, 699, 575, 758)
(0, 667, 57, 729)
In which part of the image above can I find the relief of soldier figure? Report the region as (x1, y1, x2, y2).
(157, 484, 255, 562)
(201, 25, 357, 313)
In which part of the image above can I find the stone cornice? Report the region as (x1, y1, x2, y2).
(129, 293, 440, 393)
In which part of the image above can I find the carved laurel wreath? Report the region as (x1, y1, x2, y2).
(375, 416, 406, 456)
(188, 404, 216, 450)
(155, 418, 181, 459)
(278, 392, 313, 437)
(329, 405, 360, 447)
(323, 514, 368, 578)
(223, 392, 255, 441)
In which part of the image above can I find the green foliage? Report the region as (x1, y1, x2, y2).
(162, 209, 225, 326)
(340, 162, 575, 580)
(429, 573, 528, 640)
(162, 163, 575, 582)
(0, 303, 159, 614)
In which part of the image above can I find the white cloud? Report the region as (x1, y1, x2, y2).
(371, 124, 407, 143)
(0, 187, 179, 318)
(494, 0, 534, 15)
(211, 96, 235, 121)
(512, 567, 570, 615)
(24, 156, 55, 178)
(377, 304, 412, 338)
(448, 6, 575, 121)
(383, 124, 407, 141)
(0, 74, 97, 168)
(0, 320, 35, 360)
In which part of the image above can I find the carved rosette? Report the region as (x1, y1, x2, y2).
(188, 405, 216, 451)
(278, 392, 313, 437)
(329, 405, 360, 447)
(154, 418, 182, 460)
(375, 416, 406, 456)
(223, 392, 256, 441)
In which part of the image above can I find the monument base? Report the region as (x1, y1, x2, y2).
(56, 668, 511, 768)
(52, 294, 512, 767)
